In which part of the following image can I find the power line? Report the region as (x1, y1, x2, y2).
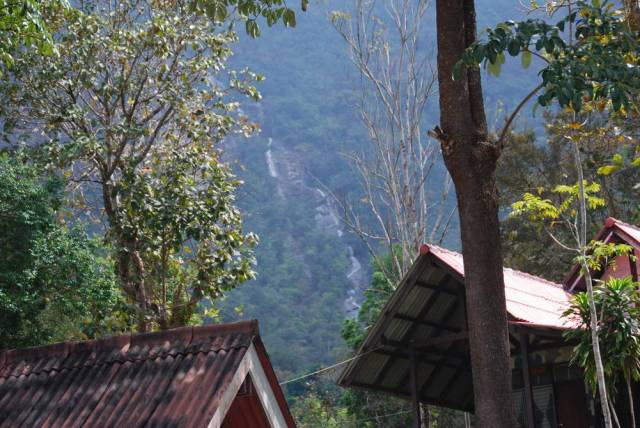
(279, 346, 381, 386)
(354, 409, 412, 423)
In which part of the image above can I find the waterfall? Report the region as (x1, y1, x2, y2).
(263, 137, 366, 317)
(344, 245, 363, 317)
(346, 245, 362, 280)
(265, 138, 278, 178)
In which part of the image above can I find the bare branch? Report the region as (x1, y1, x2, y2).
(329, 0, 452, 282)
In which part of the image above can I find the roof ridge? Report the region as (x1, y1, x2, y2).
(0, 343, 252, 380)
(0, 320, 259, 369)
(423, 243, 460, 255)
(503, 266, 564, 289)
(607, 216, 640, 233)
(423, 244, 563, 289)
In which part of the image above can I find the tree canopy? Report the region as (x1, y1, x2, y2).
(0, 0, 62, 72)
(0, 156, 128, 349)
(459, 0, 640, 113)
(1, 0, 258, 331)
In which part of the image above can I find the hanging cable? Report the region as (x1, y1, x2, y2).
(354, 409, 413, 423)
(279, 346, 381, 385)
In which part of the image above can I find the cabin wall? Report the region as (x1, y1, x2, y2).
(511, 361, 600, 428)
(601, 254, 637, 282)
(221, 376, 272, 428)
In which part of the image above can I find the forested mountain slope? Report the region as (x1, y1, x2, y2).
(223, 0, 540, 378)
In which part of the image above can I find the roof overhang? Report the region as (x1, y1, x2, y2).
(338, 249, 474, 411)
(338, 245, 574, 412)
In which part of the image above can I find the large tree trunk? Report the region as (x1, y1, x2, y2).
(434, 0, 516, 426)
(624, 0, 640, 32)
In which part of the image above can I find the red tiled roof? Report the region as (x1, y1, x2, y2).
(0, 320, 295, 427)
(423, 245, 574, 329)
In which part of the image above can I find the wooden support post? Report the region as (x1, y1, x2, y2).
(630, 250, 638, 283)
(520, 332, 536, 428)
(409, 344, 422, 428)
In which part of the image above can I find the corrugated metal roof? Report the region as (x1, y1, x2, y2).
(426, 245, 573, 329)
(0, 321, 295, 428)
(339, 248, 474, 411)
(339, 243, 578, 411)
(610, 217, 640, 245)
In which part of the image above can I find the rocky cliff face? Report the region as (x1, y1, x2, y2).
(221, 98, 369, 372)
(262, 133, 367, 317)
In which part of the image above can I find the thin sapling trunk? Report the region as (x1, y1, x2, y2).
(573, 139, 613, 428)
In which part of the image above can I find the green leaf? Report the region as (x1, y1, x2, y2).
(508, 39, 521, 56)
(612, 153, 623, 165)
(39, 41, 55, 56)
(283, 8, 296, 27)
(205, 1, 227, 23)
(521, 50, 532, 69)
(596, 165, 619, 176)
(487, 59, 502, 77)
(245, 20, 261, 38)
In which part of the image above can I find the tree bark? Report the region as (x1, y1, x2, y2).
(434, 0, 516, 426)
(624, 0, 640, 33)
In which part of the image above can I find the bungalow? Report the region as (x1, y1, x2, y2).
(0, 320, 296, 427)
(339, 217, 640, 428)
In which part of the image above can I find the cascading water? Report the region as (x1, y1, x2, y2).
(314, 188, 343, 238)
(265, 138, 285, 199)
(263, 135, 366, 316)
(265, 138, 278, 178)
(314, 187, 364, 316)
(344, 245, 363, 316)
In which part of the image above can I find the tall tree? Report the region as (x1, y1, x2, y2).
(1, 0, 258, 331)
(432, 1, 515, 425)
(434, 1, 640, 424)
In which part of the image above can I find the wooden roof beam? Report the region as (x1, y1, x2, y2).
(414, 281, 458, 296)
(392, 313, 461, 333)
(380, 333, 469, 354)
(394, 294, 469, 395)
(397, 274, 456, 344)
(375, 347, 469, 372)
